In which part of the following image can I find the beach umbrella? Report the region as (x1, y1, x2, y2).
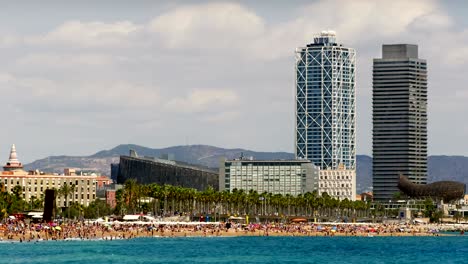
(291, 218, 307, 223)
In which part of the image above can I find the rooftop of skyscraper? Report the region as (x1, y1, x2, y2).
(382, 44, 419, 59)
(307, 30, 341, 47)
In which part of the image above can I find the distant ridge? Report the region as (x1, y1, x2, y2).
(90, 144, 294, 166)
(24, 144, 294, 175)
(24, 144, 468, 193)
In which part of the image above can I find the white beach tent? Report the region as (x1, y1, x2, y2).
(123, 215, 142, 221)
(28, 212, 43, 219)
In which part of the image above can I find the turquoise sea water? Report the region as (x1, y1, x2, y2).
(0, 236, 467, 264)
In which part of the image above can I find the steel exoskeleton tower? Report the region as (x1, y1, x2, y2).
(295, 31, 356, 170)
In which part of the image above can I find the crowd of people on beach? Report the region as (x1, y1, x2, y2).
(0, 218, 465, 243)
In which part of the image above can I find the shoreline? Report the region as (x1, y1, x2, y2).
(0, 227, 464, 243)
(1, 219, 466, 243)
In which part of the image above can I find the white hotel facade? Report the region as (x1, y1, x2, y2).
(220, 158, 355, 200)
(0, 144, 97, 207)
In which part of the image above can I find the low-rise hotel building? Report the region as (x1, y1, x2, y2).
(219, 158, 319, 196)
(220, 157, 356, 200)
(318, 165, 356, 201)
(0, 145, 97, 207)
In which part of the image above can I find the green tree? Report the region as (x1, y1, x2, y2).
(422, 198, 444, 223)
(114, 188, 126, 215)
(84, 199, 112, 219)
(0, 185, 27, 214)
(58, 183, 76, 219)
(123, 179, 139, 214)
(12, 185, 22, 199)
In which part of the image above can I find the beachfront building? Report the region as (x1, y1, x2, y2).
(96, 183, 123, 209)
(96, 176, 112, 188)
(317, 166, 356, 201)
(3, 144, 23, 172)
(117, 152, 218, 191)
(0, 145, 97, 207)
(219, 158, 319, 196)
(295, 30, 356, 171)
(372, 44, 428, 201)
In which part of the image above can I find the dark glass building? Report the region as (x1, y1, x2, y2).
(117, 156, 219, 191)
(372, 44, 427, 201)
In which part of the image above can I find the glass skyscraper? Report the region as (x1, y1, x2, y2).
(372, 44, 427, 201)
(295, 31, 356, 171)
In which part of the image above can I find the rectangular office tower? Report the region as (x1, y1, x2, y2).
(372, 44, 427, 201)
(295, 31, 356, 171)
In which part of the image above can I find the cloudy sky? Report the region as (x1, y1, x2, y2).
(0, 0, 467, 162)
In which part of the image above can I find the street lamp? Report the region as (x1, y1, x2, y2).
(259, 197, 265, 218)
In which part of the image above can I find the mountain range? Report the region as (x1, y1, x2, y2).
(24, 144, 468, 193)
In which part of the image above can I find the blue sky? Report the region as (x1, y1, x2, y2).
(0, 0, 467, 162)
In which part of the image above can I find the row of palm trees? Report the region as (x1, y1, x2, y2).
(116, 179, 373, 220)
(0, 181, 397, 221)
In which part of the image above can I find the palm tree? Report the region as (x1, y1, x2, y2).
(58, 183, 75, 220)
(161, 184, 171, 216)
(12, 185, 22, 200)
(123, 179, 139, 214)
(149, 184, 161, 216)
(247, 190, 260, 215)
(114, 188, 126, 216)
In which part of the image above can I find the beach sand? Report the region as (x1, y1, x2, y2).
(1, 221, 463, 242)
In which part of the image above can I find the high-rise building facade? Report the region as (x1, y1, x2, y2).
(295, 31, 356, 171)
(372, 44, 427, 201)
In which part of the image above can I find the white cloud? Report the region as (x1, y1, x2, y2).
(3, 0, 454, 62)
(0, 0, 467, 159)
(142, 0, 452, 61)
(148, 2, 265, 50)
(201, 111, 240, 123)
(16, 53, 117, 68)
(408, 12, 453, 31)
(0, 35, 19, 47)
(249, 0, 447, 59)
(29, 20, 141, 47)
(165, 89, 239, 113)
(0, 73, 15, 83)
(0, 73, 160, 111)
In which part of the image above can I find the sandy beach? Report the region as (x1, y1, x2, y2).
(0, 219, 466, 242)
